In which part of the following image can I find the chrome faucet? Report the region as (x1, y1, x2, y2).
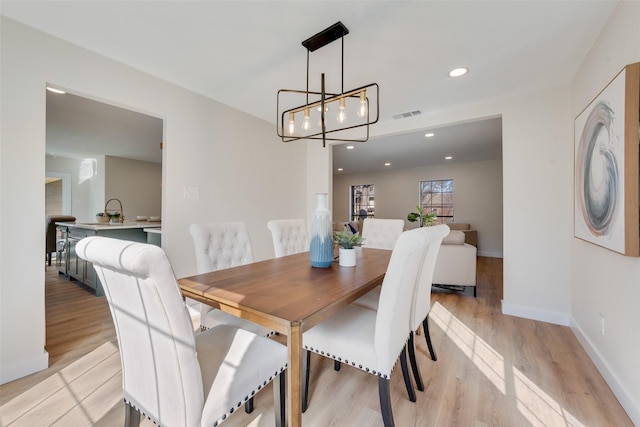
(104, 198, 125, 223)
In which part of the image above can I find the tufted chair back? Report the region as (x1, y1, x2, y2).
(188, 223, 272, 337)
(361, 218, 405, 250)
(189, 222, 254, 273)
(267, 219, 310, 257)
(76, 236, 204, 426)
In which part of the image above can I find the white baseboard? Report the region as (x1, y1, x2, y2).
(501, 300, 570, 326)
(570, 319, 640, 426)
(0, 349, 48, 385)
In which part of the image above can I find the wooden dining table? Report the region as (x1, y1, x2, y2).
(178, 247, 392, 427)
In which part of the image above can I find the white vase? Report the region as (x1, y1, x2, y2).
(310, 193, 333, 268)
(339, 247, 356, 267)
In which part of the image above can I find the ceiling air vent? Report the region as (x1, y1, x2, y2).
(392, 110, 423, 120)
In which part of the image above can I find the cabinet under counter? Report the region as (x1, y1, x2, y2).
(56, 222, 161, 296)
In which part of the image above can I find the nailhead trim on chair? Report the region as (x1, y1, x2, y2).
(211, 366, 287, 427)
(200, 323, 276, 337)
(125, 365, 287, 427)
(304, 345, 404, 379)
(123, 398, 159, 426)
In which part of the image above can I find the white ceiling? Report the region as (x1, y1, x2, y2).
(46, 90, 164, 163)
(3, 1, 617, 171)
(334, 116, 503, 174)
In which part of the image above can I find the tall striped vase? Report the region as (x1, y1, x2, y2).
(309, 193, 333, 268)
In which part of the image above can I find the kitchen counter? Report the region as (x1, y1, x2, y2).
(142, 227, 162, 234)
(57, 221, 161, 231)
(56, 221, 161, 296)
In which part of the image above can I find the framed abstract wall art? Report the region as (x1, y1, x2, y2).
(574, 62, 639, 256)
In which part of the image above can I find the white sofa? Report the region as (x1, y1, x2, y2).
(432, 230, 478, 296)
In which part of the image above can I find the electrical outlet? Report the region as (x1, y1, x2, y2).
(183, 185, 200, 199)
(599, 313, 605, 335)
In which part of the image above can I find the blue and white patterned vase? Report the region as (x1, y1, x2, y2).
(310, 193, 333, 268)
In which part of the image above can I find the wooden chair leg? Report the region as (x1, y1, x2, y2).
(273, 371, 286, 427)
(124, 402, 140, 427)
(378, 377, 395, 427)
(244, 397, 254, 413)
(423, 317, 437, 361)
(302, 350, 311, 413)
(399, 345, 416, 402)
(408, 332, 425, 392)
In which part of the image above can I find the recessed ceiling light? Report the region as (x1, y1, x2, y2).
(337, 168, 343, 171)
(346, 145, 355, 150)
(424, 132, 435, 138)
(384, 162, 391, 166)
(448, 68, 468, 78)
(445, 156, 453, 160)
(46, 86, 66, 94)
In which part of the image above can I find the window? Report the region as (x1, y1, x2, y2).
(419, 179, 454, 224)
(350, 184, 375, 221)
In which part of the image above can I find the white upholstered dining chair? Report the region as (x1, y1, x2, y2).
(361, 218, 405, 250)
(189, 222, 273, 337)
(302, 228, 431, 427)
(76, 236, 287, 427)
(190, 222, 275, 414)
(406, 224, 449, 389)
(354, 225, 449, 391)
(267, 219, 310, 257)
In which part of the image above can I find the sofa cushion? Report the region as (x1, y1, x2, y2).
(442, 230, 466, 245)
(445, 223, 477, 247)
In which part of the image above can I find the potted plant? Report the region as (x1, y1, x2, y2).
(106, 212, 121, 224)
(334, 226, 365, 267)
(407, 205, 437, 227)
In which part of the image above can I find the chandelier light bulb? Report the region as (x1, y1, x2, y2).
(337, 97, 347, 123)
(288, 112, 296, 135)
(317, 105, 328, 126)
(357, 90, 368, 118)
(302, 108, 311, 131)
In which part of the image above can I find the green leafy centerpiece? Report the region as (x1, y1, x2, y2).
(334, 226, 365, 267)
(407, 206, 437, 227)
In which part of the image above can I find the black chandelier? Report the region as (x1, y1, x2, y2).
(277, 22, 379, 147)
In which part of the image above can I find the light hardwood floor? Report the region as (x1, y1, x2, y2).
(0, 257, 632, 426)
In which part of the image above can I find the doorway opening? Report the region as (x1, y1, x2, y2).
(45, 87, 165, 365)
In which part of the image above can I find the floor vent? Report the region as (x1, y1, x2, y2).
(392, 110, 422, 120)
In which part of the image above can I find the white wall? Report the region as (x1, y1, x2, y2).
(369, 84, 573, 327)
(46, 155, 161, 223)
(569, 2, 640, 424)
(46, 155, 106, 222)
(105, 156, 161, 221)
(0, 18, 307, 384)
(333, 159, 503, 257)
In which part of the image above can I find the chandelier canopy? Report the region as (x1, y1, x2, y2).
(277, 21, 379, 147)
